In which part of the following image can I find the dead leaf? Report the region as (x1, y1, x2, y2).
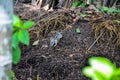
(32, 40, 39, 45)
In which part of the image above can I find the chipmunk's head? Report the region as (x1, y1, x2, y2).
(51, 31, 63, 39)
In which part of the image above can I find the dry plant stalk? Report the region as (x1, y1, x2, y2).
(86, 29, 105, 54)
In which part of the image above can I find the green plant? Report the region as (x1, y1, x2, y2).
(99, 6, 120, 14)
(82, 57, 120, 80)
(71, 0, 86, 8)
(75, 27, 81, 34)
(80, 13, 88, 17)
(13, 14, 35, 64)
(10, 70, 16, 80)
(10, 14, 35, 80)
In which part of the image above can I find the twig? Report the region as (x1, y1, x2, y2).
(87, 29, 105, 52)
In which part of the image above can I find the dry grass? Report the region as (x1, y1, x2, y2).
(92, 16, 120, 48)
(29, 10, 74, 42)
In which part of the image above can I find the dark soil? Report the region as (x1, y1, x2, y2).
(13, 1, 120, 80)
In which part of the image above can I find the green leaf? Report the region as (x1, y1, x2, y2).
(23, 21, 35, 29)
(111, 68, 120, 80)
(82, 66, 94, 78)
(10, 70, 15, 77)
(76, 28, 81, 33)
(100, 6, 120, 13)
(71, 1, 80, 8)
(100, 6, 109, 12)
(82, 67, 105, 80)
(80, 13, 88, 17)
(13, 14, 22, 28)
(18, 30, 29, 45)
(89, 57, 115, 79)
(80, 2, 85, 7)
(82, 57, 120, 80)
(12, 32, 19, 48)
(9, 70, 16, 80)
(13, 46, 21, 64)
(94, 70, 108, 80)
(108, 8, 115, 13)
(114, 9, 120, 13)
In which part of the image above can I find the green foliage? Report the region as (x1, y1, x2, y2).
(23, 21, 35, 29)
(12, 14, 35, 64)
(12, 33, 19, 48)
(13, 15, 22, 28)
(80, 13, 88, 17)
(71, 0, 86, 8)
(10, 70, 15, 78)
(76, 28, 81, 33)
(18, 30, 29, 45)
(100, 6, 120, 14)
(12, 46, 21, 64)
(82, 57, 120, 80)
(10, 70, 19, 80)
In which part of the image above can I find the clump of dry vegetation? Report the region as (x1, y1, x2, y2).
(92, 14, 120, 49)
(29, 10, 74, 42)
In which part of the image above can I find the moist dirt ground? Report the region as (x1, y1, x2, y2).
(13, 1, 120, 80)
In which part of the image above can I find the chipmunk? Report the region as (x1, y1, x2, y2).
(49, 31, 63, 47)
